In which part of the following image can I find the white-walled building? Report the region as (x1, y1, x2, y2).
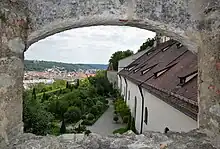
(118, 40, 198, 134)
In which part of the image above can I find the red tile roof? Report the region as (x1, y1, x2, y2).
(119, 40, 198, 105)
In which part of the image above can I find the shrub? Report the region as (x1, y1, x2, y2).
(64, 106, 81, 123)
(123, 116, 129, 123)
(87, 113, 95, 120)
(104, 99, 109, 104)
(85, 130, 91, 136)
(113, 116, 119, 123)
(113, 127, 128, 134)
(114, 111, 117, 115)
(82, 119, 93, 126)
(90, 105, 99, 115)
(81, 115, 87, 120)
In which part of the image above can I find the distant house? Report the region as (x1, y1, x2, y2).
(118, 39, 198, 134)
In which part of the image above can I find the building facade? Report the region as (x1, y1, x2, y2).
(118, 40, 198, 134)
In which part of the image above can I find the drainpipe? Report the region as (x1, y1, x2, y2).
(124, 77, 128, 104)
(138, 85, 144, 134)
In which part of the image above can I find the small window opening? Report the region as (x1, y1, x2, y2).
(141, 64, 158, 75)
(176, 43, 183, 48)
(178, 71, 198, 86)
(154, 63, 178, 78)
(161, 46, 170, 52)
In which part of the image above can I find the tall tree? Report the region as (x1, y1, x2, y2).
(32, 88, 36, 100)
(109, 50, 134, 71)
(60, 119, 66, 134)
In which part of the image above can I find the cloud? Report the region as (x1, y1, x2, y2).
(25, 26, 156, 64)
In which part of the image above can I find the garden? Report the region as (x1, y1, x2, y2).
(23, 70, 115, 136)
(112, 97, 136, 134)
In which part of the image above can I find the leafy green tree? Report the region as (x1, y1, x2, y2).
(138, 38, 155, 52)
(60, 119, 66, 134)
(64, 106, 81, 123)
(23, 90, 55, 136)
(108, 50, 133, 71)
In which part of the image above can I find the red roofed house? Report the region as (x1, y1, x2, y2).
(118, 39, 198, 134)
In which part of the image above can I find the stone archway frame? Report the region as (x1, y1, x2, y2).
(1, 0, 220, 147)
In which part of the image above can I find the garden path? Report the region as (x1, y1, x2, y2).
(86, 99, 126, 136)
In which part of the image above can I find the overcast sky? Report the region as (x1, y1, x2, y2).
(25, 26, 155, 64)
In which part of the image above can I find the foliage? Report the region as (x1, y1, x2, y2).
(23, 70, 113, 136)
(137, 38, 155, 52)
(64, 106, 81, 123)
(23, 90, 55, 136)
(82, 119, 94, 126)
(113, 127, 128, 134)
(87, 113, 95, 120)
(24, 60, 107, 72)
(114, 99, 130, 118)
(85, 130, 91, 136)
(108, 50, 133, 71)
(90, 105, 99, 116)
(60, 120, 66, 134)
(113, 116, 119, 123)
(123, 116, 129, 123)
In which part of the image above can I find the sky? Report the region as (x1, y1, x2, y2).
(25, 26, 156, 64)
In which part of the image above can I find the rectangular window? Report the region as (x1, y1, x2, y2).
(144, 107, 148, 125)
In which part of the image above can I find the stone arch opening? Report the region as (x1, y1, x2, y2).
(1, 0, 220, 147)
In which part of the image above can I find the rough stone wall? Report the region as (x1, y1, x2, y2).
(26, 0, 199, 53)
(7, 130, 217, 149)
(0, 0, 27, 147)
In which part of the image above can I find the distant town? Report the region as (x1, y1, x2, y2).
(23, 60, 108, 89)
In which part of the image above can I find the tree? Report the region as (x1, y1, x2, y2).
(108, 50, 133, 71)
(32, 88, 37, 100)
(42, 92, 46, 102)
(66, 81, 69, 89)
(138, 38, 155, 52)
(60, 119, 66, 134)
(23, 90, 55, 136)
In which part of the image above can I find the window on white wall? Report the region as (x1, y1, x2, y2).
(144, 107, 148, 125)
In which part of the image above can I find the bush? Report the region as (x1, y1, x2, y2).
(113, 127, 128, 134)
(87, 113, 95, 120)
(64, 106, 81, 123)
(104, 99, 109, 104)
(123, 116, 129, 123)
(114, 111, 117, 115)
(82, 119, 93, 126)
(90, 105, 99, 115)
(113, 116, 119, 123)
(81, 115, 87, 120)
(85, 130, 91, 136)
